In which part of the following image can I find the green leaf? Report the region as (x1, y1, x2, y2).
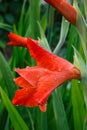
(34, 108, 48, 130)
(46, 6, 54, 44)
(52, 89, 69, 130)
(0, 23, 12, 31)
(25, 0, 41, 39)
(41, 12, 47, 32)
(66, 25, 79, 62)
(0, 87, 29, 130)
(84, 0, 87, 20)
(0, 52, 17, 99)
(38, 22, 51, 51)
(73, 46, 86, 76)
(0, 103, 8, 130)
(73, 47, 87, 109)
(18, 0, 27, 35)
(54, 17, 69, 54)
(40, 112, 48, 130)
(71, 80, 86, 130)
(73, 0, 87, 59)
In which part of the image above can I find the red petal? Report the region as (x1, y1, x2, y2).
(8, 32, 38, 47)
(8, 41, 18, 46)
(15, 66, 45, 87)
(45, 0, 76, 25)
(15, 66, 59, 87)
(12, 71, 57, 110)
(12, 67, 80, 111)
(12, 87, 38, 107)
(12, 87, 47, 112)
(39, 104, 47, 112)
(8, 32, 27, 47)
(14, 77, 33, 88)
(32, 67, 80, 105)
(27, 38, 74, 72)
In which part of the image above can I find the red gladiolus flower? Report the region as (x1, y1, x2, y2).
(8, 32, 80, 112)
(44, 0, 77, 25)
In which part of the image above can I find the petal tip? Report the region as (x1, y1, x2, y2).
(8, 32, 13, 38)
(39, 104, 47, 112)
(7, 42, 13, 46)
(14, 68, 20, 72)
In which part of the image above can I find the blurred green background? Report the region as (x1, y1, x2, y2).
(0, 0, 87, 130)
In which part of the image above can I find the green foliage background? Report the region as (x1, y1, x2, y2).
(0, 0, 87, 130)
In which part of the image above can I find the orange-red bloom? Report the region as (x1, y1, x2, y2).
(8, 32, 80, 112)
(44, 0, 77, 25)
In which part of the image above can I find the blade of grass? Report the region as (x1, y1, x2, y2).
(18, 0, 27, 35)
(0, 103, 8, 130)
(4, 116, 10, 130)
(84, 0, 87, 20)
(47, 5, 54, 44)
(0, 87, 29, 130)
(38, 22, 51, 51)
(66, 25, 79, 62)
(0, 52, 17, 99)
(0, 23, 12, 32)
(32, 108, 48, 130)
(52, 89, 69, 130)
(25, 0, 41, 38)
(54, 17, 69, 54)
(71, 80, 86, 130)
(41, 112, 48, 130)
(26, 108, 35, 130)
(41, 11, 47, 32)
